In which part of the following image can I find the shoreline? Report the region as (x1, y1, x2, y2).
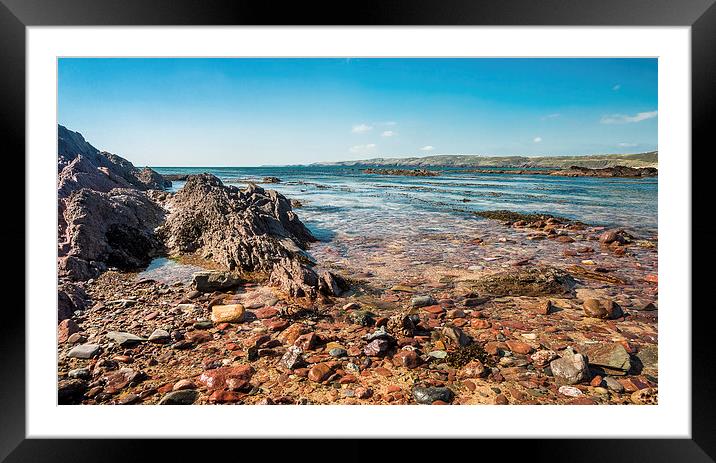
(57, 126, 658, 406)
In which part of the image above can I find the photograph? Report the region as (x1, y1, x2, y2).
(55, 57, 659, 406)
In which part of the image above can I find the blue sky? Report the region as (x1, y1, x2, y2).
(58, 58, 657, 167)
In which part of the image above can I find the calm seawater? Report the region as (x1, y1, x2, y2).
(152, 166, 658, 238)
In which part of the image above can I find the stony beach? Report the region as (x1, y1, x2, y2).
(57, 126, 658, 406)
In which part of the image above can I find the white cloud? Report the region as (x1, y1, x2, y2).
(600, 110, 658, 124)
(618, 142, 638, 147)
(613, 84, 621, 91)
(541, 113, 560, 120)
(419, 145, 435, 151)
(351, 123, 373, 133)
(349, 143, 377, 155)
(382, 121, 397, 126)
(381, 130, 396, 137)
(533, 137, 542, 143)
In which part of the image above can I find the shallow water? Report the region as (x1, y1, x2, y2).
(151, 166, 657, 290)
(153, 166, 657, 239)
(136, 257, 206, 285)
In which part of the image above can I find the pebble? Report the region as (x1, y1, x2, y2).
(105, 331, 146, 346)
(68, 344, 101, 359)
(411, 295, 437, 308)
(604, 376, 625, 392)
(308, 363, 334, 382)
(329, 347, 348, 358)
(148, 329, 171, 343)
(558, 385, 583, 397)
(210, 304, 245, 323)
(68, 368, 91, 380)
(158, 389, 199, 405)
(412, 386, 454, 404)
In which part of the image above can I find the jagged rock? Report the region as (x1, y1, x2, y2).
(160, 175, 315, 270)
(58, 125, 169, 198)
(158, 174, 337, 298)
(58, 188, 166, 280)
(269, 258, 319, 298)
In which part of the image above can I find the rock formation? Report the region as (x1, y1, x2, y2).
(58, 188, 167, 280)
(159, 174, 345, 298)
(58, 125, 170, 198)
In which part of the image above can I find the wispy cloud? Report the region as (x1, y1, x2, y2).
(419, 145, 435, 151)
(541, 113, 560, 120)
(613, 84, 621, 91)
(381, 121, 397, 126)
(618, 142, 638, 147)
(600, 110, 658, 124)
(533, 137, 542, 143)
(349, 143, 377, 155)
(351, 123, 373, 133)
(381, 130, 396, 137)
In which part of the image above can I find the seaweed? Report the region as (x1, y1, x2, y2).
(445, 343, 490, 369)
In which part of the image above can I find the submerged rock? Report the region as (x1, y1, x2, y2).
(471, 267, 576, 297)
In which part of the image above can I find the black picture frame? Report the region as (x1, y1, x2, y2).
(5, 0, 715, 461)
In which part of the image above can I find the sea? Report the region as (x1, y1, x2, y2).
(153, 166, 657, 239)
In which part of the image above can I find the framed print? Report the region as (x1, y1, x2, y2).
(6, 0, 716, 461)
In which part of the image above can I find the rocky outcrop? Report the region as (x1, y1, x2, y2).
(57, 126, 171, 281)
(58, 188, 166, 280)
(363, 168, 438, 177)
(159, 174, 344, 298)
(58, 125, 169, 199)
(551, 165, 657, 178)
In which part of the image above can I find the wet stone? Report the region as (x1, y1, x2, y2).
(158, 389, 199, 405)
(413, 386, 454, 404)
